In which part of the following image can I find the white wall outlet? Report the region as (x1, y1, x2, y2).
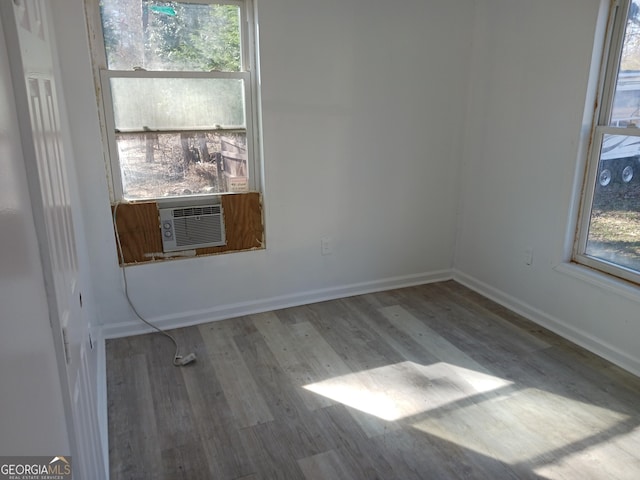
(524, 247, 533, 266)
(321, 236, 333, 256)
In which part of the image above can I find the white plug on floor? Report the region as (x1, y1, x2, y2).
(177, 353, 197, 366)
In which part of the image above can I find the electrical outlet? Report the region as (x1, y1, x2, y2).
(524, 247, 533, 266)
(321, 236, 333, 256)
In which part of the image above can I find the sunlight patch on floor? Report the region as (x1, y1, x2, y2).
(532, 424, 640, 479)
(304, 361, 634, 471)
(303, 361, 512, 422)
(413, 387, 630, 465)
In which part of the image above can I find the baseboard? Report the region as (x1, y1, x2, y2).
(94, 326, 110, 480)
(453, 270, 640, 378)
(102, 269, 454, 339)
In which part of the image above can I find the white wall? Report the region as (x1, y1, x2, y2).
(53, 0, 640, 376)
(455, 0, 640, 375)
(55, 0, 475, 334)
(0, 15, 70, 455)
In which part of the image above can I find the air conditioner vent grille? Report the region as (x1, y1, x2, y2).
(159, 204, 226, 252)
(173, 205, 221, 218)
(174, 216, 223, 246)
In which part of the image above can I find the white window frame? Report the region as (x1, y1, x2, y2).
(86, 0, 261, 203)
(574, 0, 640, 286)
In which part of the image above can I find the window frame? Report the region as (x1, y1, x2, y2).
(86, 0, 261, 203)
(574, 0, 640, 286)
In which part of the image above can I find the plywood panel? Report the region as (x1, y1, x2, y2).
(112, 192, 263, 265)
(112, 202, 163, 264)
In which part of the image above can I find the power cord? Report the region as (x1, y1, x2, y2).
(112, 203, 197, 367)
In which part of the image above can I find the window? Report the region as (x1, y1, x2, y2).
(93, 0, 259, 201)
(575, 0, 640, 284)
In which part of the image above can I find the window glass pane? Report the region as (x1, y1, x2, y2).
(117, 131, 248, 199)
(100, 0, 242, 72)
(610, 0, 640, 126)
(110, 77, 245, 130)
(585, 133, 640, 271)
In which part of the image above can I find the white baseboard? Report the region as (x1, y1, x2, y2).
(94, 327, 110, 480)
(102, 269, 453, 339)
(453, 270, 640, 378)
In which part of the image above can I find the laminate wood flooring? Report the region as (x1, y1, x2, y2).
(106, 281, 640, 479)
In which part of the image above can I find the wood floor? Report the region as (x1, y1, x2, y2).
(106, 281, 640, 479)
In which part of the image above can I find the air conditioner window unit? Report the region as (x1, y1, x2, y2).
(159, 204, 226, 252)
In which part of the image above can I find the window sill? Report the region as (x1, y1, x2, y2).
(553, 261, 640, 303)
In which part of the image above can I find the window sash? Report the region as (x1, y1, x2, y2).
(100, 69, 256, 201)
(102, 70, 250, 131)
(596, 0, 629, 127)
(99, 0, 250, 73)
(574, 126, 640, 285)
(89, 0, 260, 202)
(573, 0, 640, 286)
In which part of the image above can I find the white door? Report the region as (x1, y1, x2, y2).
(1, 0, 106, 477)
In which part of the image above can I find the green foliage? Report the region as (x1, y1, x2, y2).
(145, 1, 241, 72)
(100, 0, 242, 71)
(99, 0, 138, 69)
(100, 0, 245, 129)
